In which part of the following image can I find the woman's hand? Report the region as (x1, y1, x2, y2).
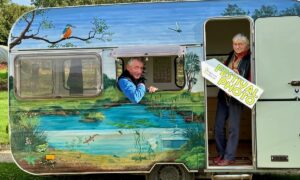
(233, 69, 239, 74)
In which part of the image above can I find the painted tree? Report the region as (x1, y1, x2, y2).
(280, 3, 300, 16)
(184, 52, 200, 92)
(222, 3, 300, 19)
(31, 0, 161, 7)
(9, 10, 113, 49)
(221, 4, 249, 16)
(252, 5, 278, 20)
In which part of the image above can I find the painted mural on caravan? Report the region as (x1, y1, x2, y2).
(8, 0, 298, 174)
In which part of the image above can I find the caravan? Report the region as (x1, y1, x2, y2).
(8, 0, 300, 179)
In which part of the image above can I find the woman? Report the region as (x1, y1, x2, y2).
(213, 33, 251, 166)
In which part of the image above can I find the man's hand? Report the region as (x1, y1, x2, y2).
(148, 86, 158, 93)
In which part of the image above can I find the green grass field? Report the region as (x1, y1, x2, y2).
(0, 163, 44, 180)
(0, 163, 144, 179)
(0, 91, 8, 144)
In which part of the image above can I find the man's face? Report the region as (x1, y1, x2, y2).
(127, 59, 144, 80)
(233, 40, 248, 54)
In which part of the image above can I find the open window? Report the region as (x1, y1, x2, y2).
(204, 17, 253, 168)
(112, 45, 185, 91)
(14, 53, 101, 99)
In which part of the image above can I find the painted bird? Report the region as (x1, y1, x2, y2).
(61, 24, 73, 39)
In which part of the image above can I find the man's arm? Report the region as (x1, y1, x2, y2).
(118, 78, 146, 104)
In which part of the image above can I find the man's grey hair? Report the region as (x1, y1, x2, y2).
(232, 33, 249, 46)
(127, 57, 145, 66)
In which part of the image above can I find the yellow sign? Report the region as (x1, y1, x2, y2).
(45, 154, 55, 160)
(201, 59, 263, 109)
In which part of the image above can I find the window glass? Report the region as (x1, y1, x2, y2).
(18, 59, 53, 97)
(15, 53, 101, 99)
(175, 56, 185, 88)
(64, 58, 100, 94)
(153, 57, 172, 83)
(115, 58, 124, 78)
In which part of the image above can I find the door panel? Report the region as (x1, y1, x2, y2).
(255, 16, 300, 168)
(256, 102, 300, 168)
(255, 16, 300, 99)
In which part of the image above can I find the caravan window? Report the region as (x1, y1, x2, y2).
(116, 56, 184, 91)
(15, 53, 101, 99)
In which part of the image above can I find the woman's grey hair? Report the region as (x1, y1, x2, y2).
(127, 57, 145, 66)
(232, 33, 249, 46)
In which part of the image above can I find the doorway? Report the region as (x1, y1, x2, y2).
(204, 17, 253, 168)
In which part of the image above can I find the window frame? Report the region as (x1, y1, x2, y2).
(14, 52, 102, 99)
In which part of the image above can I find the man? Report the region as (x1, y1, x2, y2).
(118, 57, 158, 103)
(213, 34, 251, 166)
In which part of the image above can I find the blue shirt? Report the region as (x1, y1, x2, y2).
(118, 78, 146, 104)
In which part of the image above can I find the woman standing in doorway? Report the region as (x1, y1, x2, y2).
(213, 33, 251, 166)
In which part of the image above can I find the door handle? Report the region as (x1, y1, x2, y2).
(288, 81, 300, 86)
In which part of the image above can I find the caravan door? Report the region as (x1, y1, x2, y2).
(255, 16, 300, 168)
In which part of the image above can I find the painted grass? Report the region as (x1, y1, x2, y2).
(9, 87, 124, 111)
(0, 91, 8, 144)
(10, 88, 204, 115)
(13, 149, 181, 173)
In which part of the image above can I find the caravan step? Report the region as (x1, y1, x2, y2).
(212, 174, 252, 180)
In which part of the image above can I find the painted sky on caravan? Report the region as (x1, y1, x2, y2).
(10, 0, 297, 49)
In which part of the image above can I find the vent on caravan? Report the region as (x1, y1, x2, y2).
(110, 45, 186, 59)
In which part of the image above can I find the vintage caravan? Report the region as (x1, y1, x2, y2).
(8, 0, 300, 179)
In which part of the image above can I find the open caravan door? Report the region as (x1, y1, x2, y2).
(255, 16, 300, 168)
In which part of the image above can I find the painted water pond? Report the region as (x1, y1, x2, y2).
(39, 104, 203, 156)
